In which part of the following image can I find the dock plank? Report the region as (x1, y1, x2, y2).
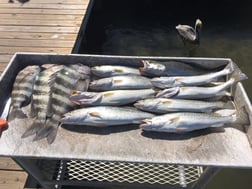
(0, 158, 22, 171)
(0, 170, 28, 189)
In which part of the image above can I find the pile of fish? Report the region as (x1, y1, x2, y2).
(8, 59, 249, 144)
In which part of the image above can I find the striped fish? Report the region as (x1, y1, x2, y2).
(8, 65, 41, 121)
(34, 64, 90, 144)
(21, 64, 64, 138)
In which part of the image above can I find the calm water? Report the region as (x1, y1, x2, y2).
(78, 0, 252, 188)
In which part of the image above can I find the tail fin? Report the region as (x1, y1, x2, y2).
(223, 100, 235, 109)
(8, 108, 27, 121)
(230, 63, 248, 83)
(22, 120, 44, 138)
(235, 106, 250, 125)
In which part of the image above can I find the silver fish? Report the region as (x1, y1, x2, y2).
(156, 71, 247, 99)
(91, 65, 141, 77)
(140, 60, 208, 77)
(134, 98, 234, 113)
(8, 65, 41, 121)
(70, 89, 156, 106)
(140, 107, 249, 133)
(22, 64, 64, 138)
(89, 75, 152, 91)
(151, 63, 234, 88)
(34, 64, 90, 144)
(60, 106, 155, 127)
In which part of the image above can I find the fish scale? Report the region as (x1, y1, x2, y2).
(34, 64, 90, 144)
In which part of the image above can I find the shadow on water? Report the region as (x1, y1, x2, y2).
(76, 0, 252, 188)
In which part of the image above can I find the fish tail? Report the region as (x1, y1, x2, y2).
(33, 118, 59, 144)
(223, 101, 235, 109)
(22, 120, 44, 138)
(235, 106, 250, 125)
(224, 62, 235, 74)
(230, 64, 248, 83)
(8, 108, 27, 121)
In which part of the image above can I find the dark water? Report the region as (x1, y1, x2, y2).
(78, 0, 252, 188)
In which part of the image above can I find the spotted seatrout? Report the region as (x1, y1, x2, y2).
(70, 89, 156, 106)
(60, 106, 154, 127)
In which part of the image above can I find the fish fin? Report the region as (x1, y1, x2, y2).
(103, 92, 115, 97)
(176, 127, 188, 133)
(71, 90, 81, 96)
(223, 101, 235, 109)
(235, 106, 250, 125)
(162, 99, 172, 105)
(225, 62, 235, 73)
(8, 108, 27, 121)
(46, 125, 59, 144)
(113, 79, 123, 84)
(230, 64, 248, 83)
(170, 117, 180, 123)
(89, 112, 102, 118)
(22, 121, 44, 138)
(156, 87, 180, 98)
(114, 68, 124, 73)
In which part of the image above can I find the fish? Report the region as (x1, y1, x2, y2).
(140, 60, 208, 77)
(34, 64, 90, 144)
(151, 63, 234, 88)
(134, 98, 234, 113)
(91, 65, 141, 77)
(89, 75, 152, 91)
(8, 65, 41, 121)
(156, 70, 247, 99)
(60, 106, 155, 127)
(140, 107, 250, 133)
(70, 89, 156, 106)
(21, 64, 64, 138)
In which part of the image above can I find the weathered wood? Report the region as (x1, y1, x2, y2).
(0, 47, 71, 54)
(0, 170, 28, 189)
(0, 32, 77, 40)
(0, 26, 79, 33)
(0, 8, 85, 14)
(0, 158, 23, 171)
(0, 0, 88, 4)
(0, 19, 82, 27)
(0, 54, 13, 64)
(0, 3, 87, 9)
(0, 13, 83, 20)
(0, 39, 74, 48)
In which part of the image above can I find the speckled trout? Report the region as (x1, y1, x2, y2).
(156, 70, 247, 99)
(134, 98, 234, 113)
(91, 65, 141, 77)
(151, 63, 234, 88)
(60, 106, 154, 127)
(140, 108, 250, 133)
(70, 89, 156, 106)
(89, 75, 152, 91)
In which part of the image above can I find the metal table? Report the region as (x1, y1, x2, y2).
(1, 53, 252, 189)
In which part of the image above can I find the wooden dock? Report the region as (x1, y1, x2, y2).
(0, 0, 90, 188)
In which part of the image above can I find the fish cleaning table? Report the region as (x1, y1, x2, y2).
(0, 53, 252, 189)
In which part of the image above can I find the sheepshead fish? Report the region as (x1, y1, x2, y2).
(140, 107, 250, 133)
(89, 75, 152, 91)
(151, 63, 234, 88)
(140, 60, 208, 77)
(70, 89, 156, 106)
(34, 64, 90, 144)
(91, 65, 141, 77)
(134, 98, 234, 113)
(60, 106, 155, 127)
(8, 65, 41, 121)
(22, 64, 64, 138)
(156, 70, 247, 99)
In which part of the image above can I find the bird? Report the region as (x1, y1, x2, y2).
(175, 19, 203, 56)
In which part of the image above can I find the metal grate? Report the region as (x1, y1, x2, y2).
(62, 160, 203, 186)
